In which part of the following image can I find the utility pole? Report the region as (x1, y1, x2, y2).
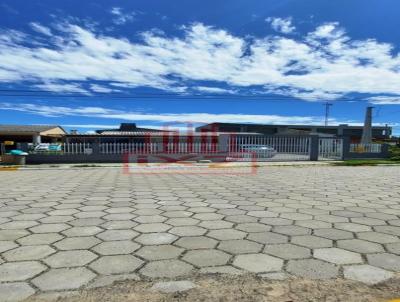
(324, 102, 333, 126)
(361, 106, 373, 144)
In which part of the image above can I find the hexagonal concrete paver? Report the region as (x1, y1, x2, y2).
(273, 225, 311, 236)
(233, 254, 283, 273)
(103, 213, 136, 221)
(225, 215, 258, 223)
(357, 231, 399, 244)
(32, 267, 96, 291)
(62, 226, 102, 237)
(351, 217, 386, 226)
(0, 261, 46, 282)
(367, 253, 400, 271)
(314, 248, 363, 265)
(337, 239, 384, 254)
(313, 229, 354, 240)
(135, 233, 178, 245)
(247, 232, 288, 244)
(169, 226, 207, 237)
(174, 236, 218, 249)
(136, 245, 183, 260)
(134, 223, 171, 233)
(192, 213, 224, 220)
(264, 243, 311, 260)
(287, 259, 338, 279)
(30, 223, 70, 234)
(218, 240, 263, 254)
(97, 229, 139, 241)
(17, 233, 63, 246)
(1, 221, 39, 230)
(199, 265, 243, 275)
(0, 240, 19, 253)
(374, 226, 400, 236)
(335, 222, 371, 233)
(3, 245, 55, 261)
(102, 221, 138, 230)
(92, 241, 141, 255)
(235, 223, 271, 233)
(0, 282, 35, 302)
(134, 215, 167, 224)
(198, 220, 233, 230)
(386, 242, 400, 255)
(140, 260, 193, 278)
(44, 250, 98, 268)
(90, 255, 144, 274)
(344, 265, 394, 284)
(296, 219, 332, 229)
(165, 218, 199, 226)
(290, 235, 333, 248)
(207, 229, 246, 240)
(53, 236, 101, 251)
(183, 249, 231, 267)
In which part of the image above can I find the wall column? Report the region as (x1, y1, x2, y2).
(32, 134, 41, 144)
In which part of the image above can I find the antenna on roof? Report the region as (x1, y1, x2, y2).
(324, 102, 333, 126)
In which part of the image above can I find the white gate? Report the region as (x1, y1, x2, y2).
(228, 136, 311, 161)
(318, 138, 343, 160)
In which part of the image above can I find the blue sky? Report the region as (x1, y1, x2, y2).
(0, 0, 400, 133)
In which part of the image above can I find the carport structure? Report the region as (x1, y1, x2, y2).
(0, 124, 66, 145)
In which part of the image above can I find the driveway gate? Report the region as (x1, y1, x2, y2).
(318, 138, 343, 160)
(228, 135, 311, 161)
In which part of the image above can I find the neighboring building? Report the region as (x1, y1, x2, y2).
(95, 123, 168, 134)
(65, 123, 261, 144)
(66, 130, 262, 144)
(196, 123, 392, 142)
(0, 125, 66, 144)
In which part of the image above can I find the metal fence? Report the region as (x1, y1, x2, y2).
(25, 139, 388, 163)
(63, 143, 92, 154)
(32, 143, 92, 155)
(350, 143, 382, 153)
(227, 136, 311, 161)
(99, 142, 218, 154)
(318, 138, 343, 160)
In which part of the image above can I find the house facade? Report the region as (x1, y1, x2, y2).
(196, 123, 392, 142)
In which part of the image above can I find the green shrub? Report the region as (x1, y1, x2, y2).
(389, 145, 400, 161)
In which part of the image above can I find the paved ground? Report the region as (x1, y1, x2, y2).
(0, 166, 399, 301)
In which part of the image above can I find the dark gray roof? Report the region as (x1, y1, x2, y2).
(0, 125, 62, 133)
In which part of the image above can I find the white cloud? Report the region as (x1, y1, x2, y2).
(368, 96, 400, 105)
(35, 82, 90, 94)
(266, 17, 295, 34)
(195, 86, 235, 94)
(110, 7, 136, 25)
(1, 22, 400, 101)
(0, 102, 357, 125)
(30, 22, 52, 36)
(90, 84, 118, 93)
(63, 124, 118, 129)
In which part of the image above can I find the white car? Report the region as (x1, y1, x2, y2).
(34, 143, 62, 152)
(240, 144, 277, 158)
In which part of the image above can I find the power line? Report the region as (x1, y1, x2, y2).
(0, 89, 369, 102)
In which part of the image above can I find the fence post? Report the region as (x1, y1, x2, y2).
(341, 137, 351, 160)
(92, 143, 100, 155)
(218, 134, 229, 153)
(309, 135, 319, 161)
(382, 144, 390, 158)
